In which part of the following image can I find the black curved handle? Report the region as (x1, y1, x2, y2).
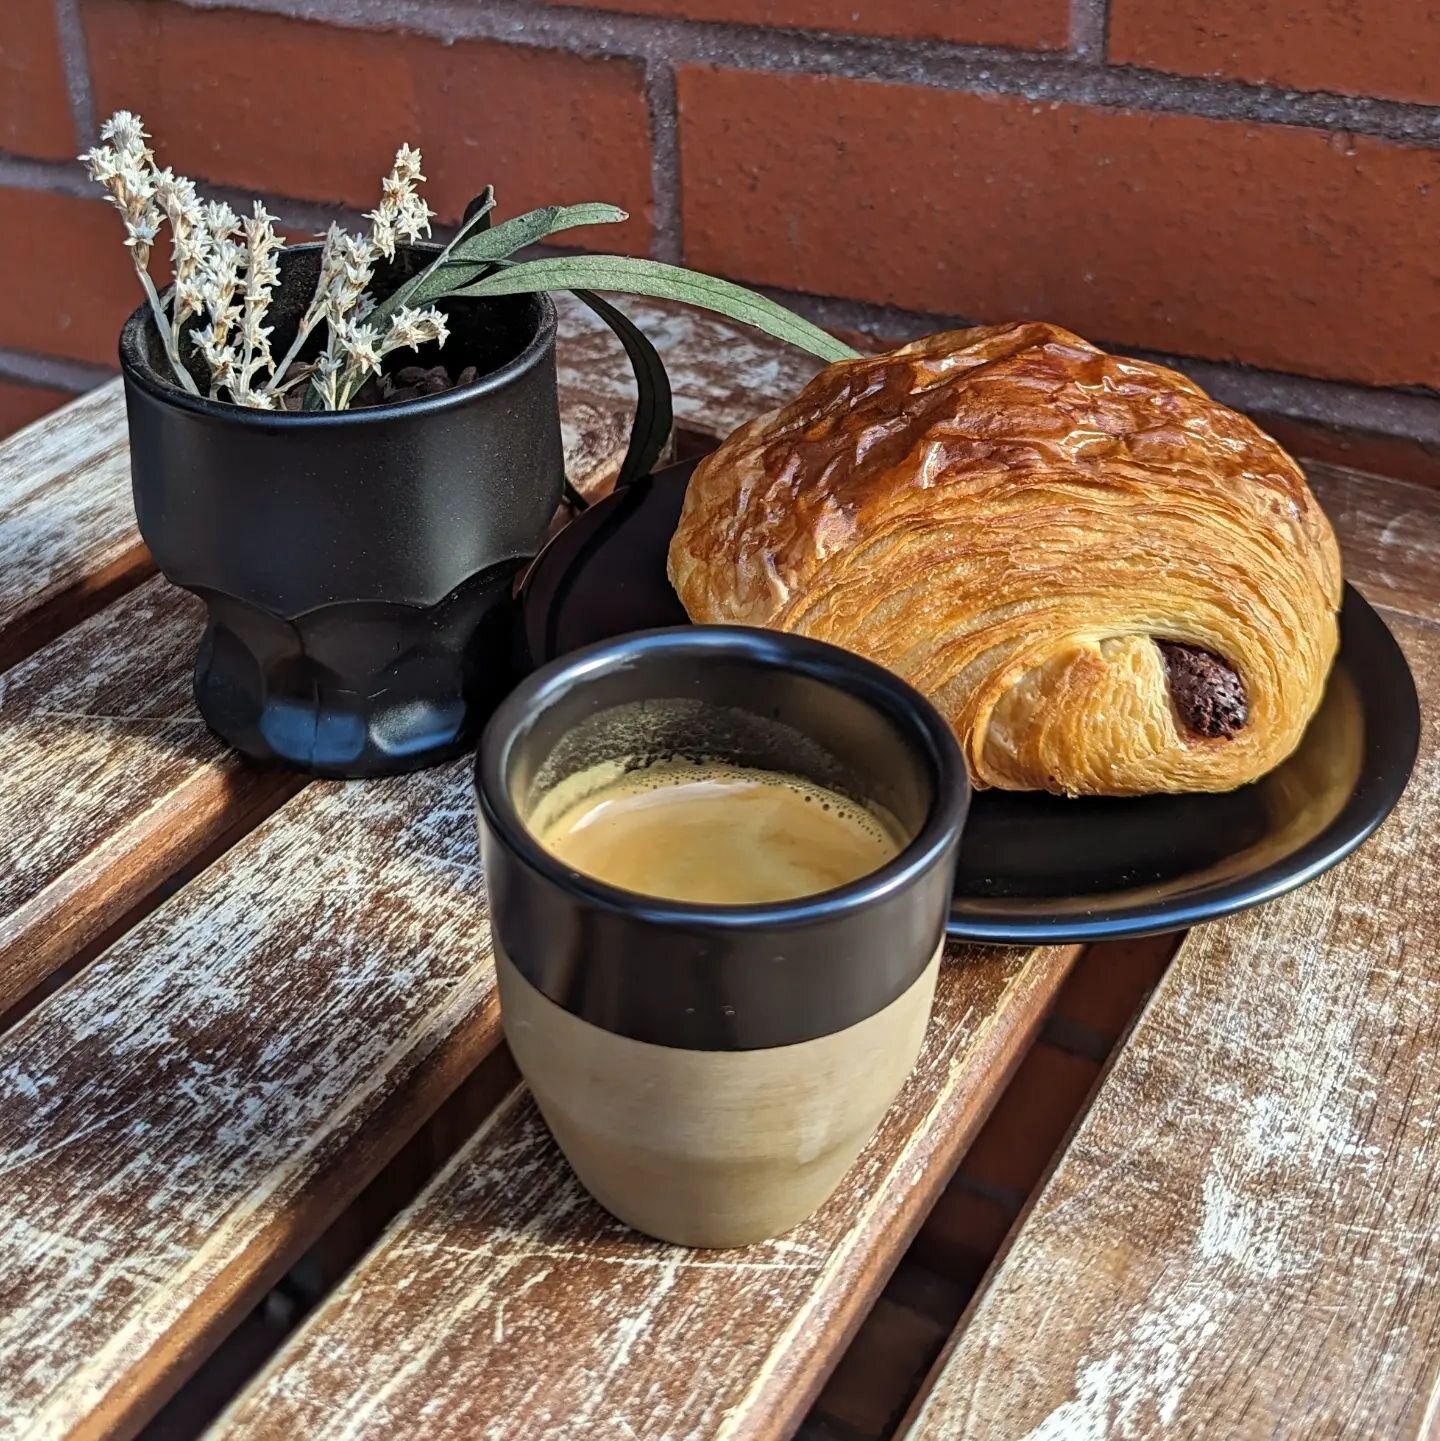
(563, 290, 675, 511)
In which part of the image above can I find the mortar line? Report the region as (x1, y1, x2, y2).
(643, 58, 683, 264)
(0, 349, 114, 393)
(51, 0, 97, 148)
(0, 153, 379, 233)
(168, 0, 1440, 146)
(0, 152, 94, 196)
(1069, 0, 1110, 64)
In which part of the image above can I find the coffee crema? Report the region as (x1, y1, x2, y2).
(529, 761, 904, 904)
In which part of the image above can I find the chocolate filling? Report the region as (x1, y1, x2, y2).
(1157, 642, 1248, 739)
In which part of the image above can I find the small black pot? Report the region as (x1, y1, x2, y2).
(120, 243, 565, 777)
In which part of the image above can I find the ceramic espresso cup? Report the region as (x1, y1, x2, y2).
(475, 626, 969, 1247)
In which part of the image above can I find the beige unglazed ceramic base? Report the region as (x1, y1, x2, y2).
(496, 944, 942, 1248)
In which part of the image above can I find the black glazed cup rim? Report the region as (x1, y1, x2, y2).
(118, 241, 558, 428)
(476, 625, 971, 933)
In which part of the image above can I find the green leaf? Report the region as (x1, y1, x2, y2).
(461, 190, 495, 232)
(447, 256, 860, 363)
(569, 289, 673, 497)
(381, 203, 628, 323)
(451, 203, 626, 265)
(429, 203, 628, 296)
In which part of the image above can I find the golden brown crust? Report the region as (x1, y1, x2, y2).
(667, 322, 1342, 795)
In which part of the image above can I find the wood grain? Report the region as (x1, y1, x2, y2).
(1306, 460, 1440, 625)
(5, 307, 1432, 1441)
(209, 943, 1077, 1441)
(0, 380, 150, 670)
(0, 578, 293, 1015)
(0, 758, 500, 1441)
(0, 308, 816, 1441)
(903, 611, 1440, 1441)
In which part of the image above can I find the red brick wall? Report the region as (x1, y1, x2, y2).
(1, 0, 1437, 442)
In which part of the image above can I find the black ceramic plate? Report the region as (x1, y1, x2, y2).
(519, 459, 1420, 942)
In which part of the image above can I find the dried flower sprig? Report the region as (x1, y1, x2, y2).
(365, 142, 434, 260)
(236, 204, 283, 407)
(82, 113, 200, 395)
(85, 111, 859, 415)
(84, 118, 455, 410)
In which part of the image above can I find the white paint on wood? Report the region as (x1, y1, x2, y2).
(905, 613, 1440, 1441)
(209, 945, 1072, 1441)
(0, 759, 498, 1441)
(0, 380, 134, 637)
(0, 579, 209, 917)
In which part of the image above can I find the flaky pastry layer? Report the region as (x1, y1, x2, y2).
(667, 322, 1341, 795)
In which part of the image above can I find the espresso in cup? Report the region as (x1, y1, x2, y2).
(530, 760, 904, 904)
(476, 627, 969, 1248)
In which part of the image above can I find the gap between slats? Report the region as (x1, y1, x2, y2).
(803, 930, 1184, 1441)
(0, 773, 305, 1037)
(130, 939, 1126, 1441)
(0, 541, 157, 676)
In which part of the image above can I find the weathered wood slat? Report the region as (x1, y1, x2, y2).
(0, 759, 499, 1441)
(0, 578, 292, 1015)
(0, 800, 1078, 1441)
(0, 380, 148, 670)
(208, 942, 1077, 1441)
(1305, 461, 1440, 625)
(902, 612, 1440, 1441)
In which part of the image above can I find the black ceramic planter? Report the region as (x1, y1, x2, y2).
(120, 243, 566, 777)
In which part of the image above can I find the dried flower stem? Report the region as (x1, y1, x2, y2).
(270, 363, 318, 396)
(263, 224, 341, 396)
(82, 115, 201, 395)
(138, 265, 197, 393)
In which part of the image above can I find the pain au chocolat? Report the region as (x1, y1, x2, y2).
(667, 322, 1342, 796)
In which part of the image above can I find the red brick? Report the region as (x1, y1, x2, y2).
(1111, 1, 1440, 107)
(0, 0, 76, 160)
(957, 1041, 1100, 1196)
(82, 1, 653, 252)
(677, 67, 1440, 389)
(543, 0, 1067, 50)
(0, 189, 151, 366)
(0, 380, 72, 438)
